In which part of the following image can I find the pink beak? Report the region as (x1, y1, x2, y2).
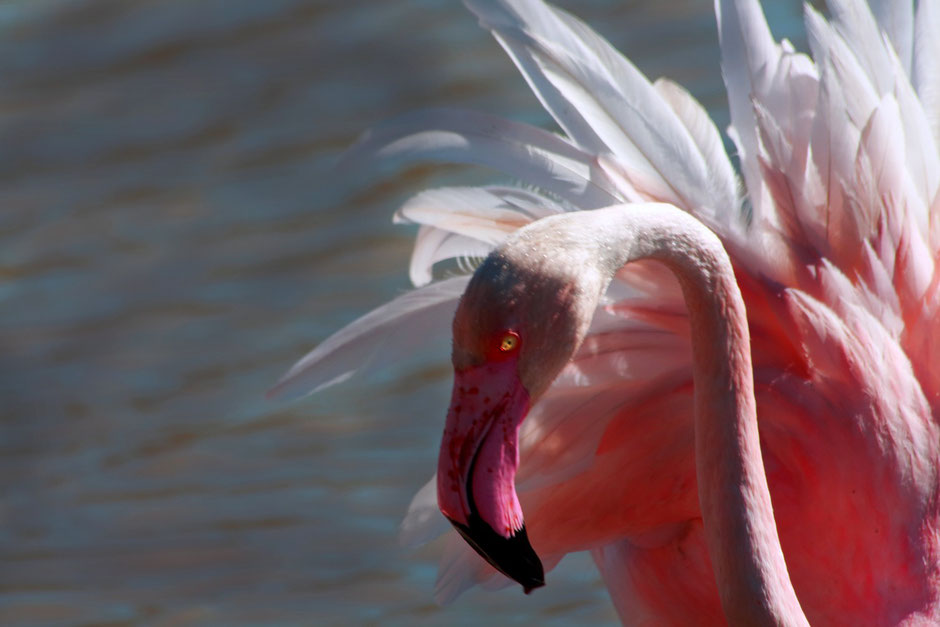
(436, 359, 545, 593)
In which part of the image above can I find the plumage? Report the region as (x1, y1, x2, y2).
(337, 107, 620, 209)
(275, 0, 940, 623)
(395, 186, 562, 286)
(268, 276, 467, 400)
(472, 1, 724, 213)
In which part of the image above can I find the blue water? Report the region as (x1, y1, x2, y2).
(0, 0, 806, 624)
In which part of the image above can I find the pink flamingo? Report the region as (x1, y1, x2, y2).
(273, 0, 940, 623)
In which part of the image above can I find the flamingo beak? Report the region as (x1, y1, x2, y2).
(436, 360, 545, 593)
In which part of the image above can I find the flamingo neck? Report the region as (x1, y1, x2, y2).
(510, 203, 808, 625)
(667, 232, 808, 627)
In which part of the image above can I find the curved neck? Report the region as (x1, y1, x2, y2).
(512, 203, 807, 626)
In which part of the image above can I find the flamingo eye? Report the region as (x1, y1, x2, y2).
(499, 332, 520, 353)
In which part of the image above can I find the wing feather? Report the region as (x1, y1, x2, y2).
(337, 108, 621, 209)
(466, 0, 737, 228)
(405, 226, 492, 287)
(268, 277, 468, 399)
(867, 0, 913, 77)
(913, 0, 940, 146)
(394, 186, 565, 285)
(715, 0, 780, 224)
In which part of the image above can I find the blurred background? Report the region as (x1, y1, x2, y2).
(0, 0, 807, 624)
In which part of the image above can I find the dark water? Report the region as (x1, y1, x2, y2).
(0, 0, 806, 624)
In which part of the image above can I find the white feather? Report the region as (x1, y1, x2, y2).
(337, 108, 621, 209)
(400, 476, 449, 548)
(405, 226, 492, 287)
(268, 277, 468, 399)
(892, 50, 940, 217)
(715, 0, 780, 224)
(394, 186, 563, 285)
(653, 78, 741, 222)
(395, 186, 560, 240)
(825, 0, 900, 94)
(913, 0, 940, 146)
(805, 3, 881, 261)
(466, 0, 734, 226)
(465, 0, 609, 156)
(868, 0, 914, 77)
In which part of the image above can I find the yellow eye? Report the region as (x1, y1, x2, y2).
(499, 332, 519, 352)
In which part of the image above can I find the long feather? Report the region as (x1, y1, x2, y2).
(913, 0, 940, 146)
(715, 0, 780, 224)
(394, 186, 563, 285)
(826, 0, 898, 95)
(395, 186, 560, 241)
(892, 58, 940, 220)
(653, 78, 741, 223)
(400, 477, 449, 548)
(867, 0, 913, 78)
(405, 226, 492, 287)
(464, 0, 608, 157)
(337, 108, 621, 209)
(466, 0, 736, 228)
(805, 3, 881, 269)
(268, 277, 468, 400)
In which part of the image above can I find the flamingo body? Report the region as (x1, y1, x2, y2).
(273, 0, 940, 623)
(517, 264, 940, 624)
(513, 274, 940, 624)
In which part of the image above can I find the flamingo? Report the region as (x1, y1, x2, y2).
(272, 0, 940, 624)
(438, 203, 810, 624)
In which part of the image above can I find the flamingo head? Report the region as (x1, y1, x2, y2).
(436, 243, 605, 593)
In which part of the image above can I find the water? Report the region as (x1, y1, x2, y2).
(0, 0, 806, 624)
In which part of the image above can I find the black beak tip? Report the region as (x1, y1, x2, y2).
(447, 513, 545, 594)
